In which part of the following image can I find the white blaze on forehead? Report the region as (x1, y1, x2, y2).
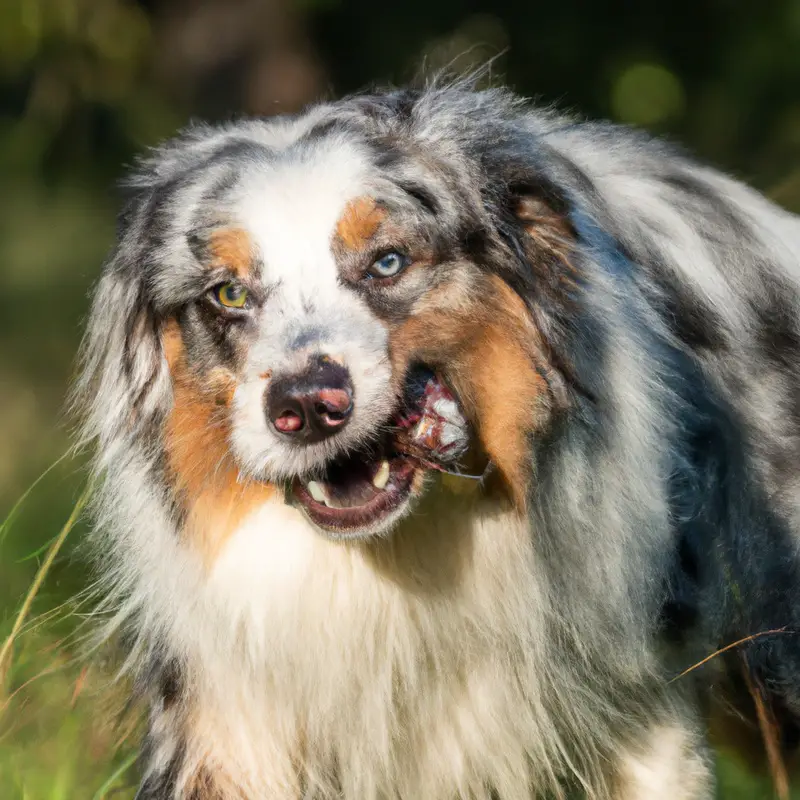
(224, 137, 395, 483)
(233, 138, 372, 292)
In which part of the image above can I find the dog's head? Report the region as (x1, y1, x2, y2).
(79, 87, 578, 542)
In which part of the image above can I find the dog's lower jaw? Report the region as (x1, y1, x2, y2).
(136, 485, 713, 800)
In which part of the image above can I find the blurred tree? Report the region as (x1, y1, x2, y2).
(2, 0, 798, 194)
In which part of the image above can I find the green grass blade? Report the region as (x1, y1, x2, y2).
(15, 532, 63, 564)
(0, 452, 71, 548)
(0, 485, 90, 691)
(92, 753, 138, 800)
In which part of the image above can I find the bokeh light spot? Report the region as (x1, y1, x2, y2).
(611, 62, 686, 126)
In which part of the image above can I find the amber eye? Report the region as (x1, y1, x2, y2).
(214, 282, 248, 309)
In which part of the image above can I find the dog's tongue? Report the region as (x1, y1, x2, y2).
(395, 367, 471, 467)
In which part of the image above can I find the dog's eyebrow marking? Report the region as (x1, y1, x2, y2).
(335, 197, 385, 250)
(207, 227, 254, 278)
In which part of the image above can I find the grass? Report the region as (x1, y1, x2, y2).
(0, 467, 140, 799)
(0, 484, 89, 686)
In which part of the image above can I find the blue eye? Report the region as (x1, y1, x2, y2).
(368, 251, 408, 279)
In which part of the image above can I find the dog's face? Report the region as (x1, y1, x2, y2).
(89, 102, 572, 544)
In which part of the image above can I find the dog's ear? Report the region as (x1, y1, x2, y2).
(507, 178, 575, 262)
(490, 175, 579, 312)
(73, 184, 172, 455)
(510, 182, 574, 242)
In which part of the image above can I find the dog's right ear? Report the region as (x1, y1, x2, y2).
(73, 183, 172, 458)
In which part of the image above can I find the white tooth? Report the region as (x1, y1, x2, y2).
(307, 480, 327, 504)
(432, 398, 458, 418)
(372, 460, 391, 490)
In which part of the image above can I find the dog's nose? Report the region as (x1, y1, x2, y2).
(266, 356, 354, 442)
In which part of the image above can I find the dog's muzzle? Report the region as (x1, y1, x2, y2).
(278, 364, 478, 539)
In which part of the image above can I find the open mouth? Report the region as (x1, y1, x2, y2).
(290, 368, 473, 537)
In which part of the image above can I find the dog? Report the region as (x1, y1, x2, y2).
(74, 76, 800, 799)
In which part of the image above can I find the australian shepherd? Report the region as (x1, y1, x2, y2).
(74, 78, 800, 799)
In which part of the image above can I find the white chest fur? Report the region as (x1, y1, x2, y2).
(174, 485, 552, 799)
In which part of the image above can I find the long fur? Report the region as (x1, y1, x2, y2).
(74, 76, 800, 799)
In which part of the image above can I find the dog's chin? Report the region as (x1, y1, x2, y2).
(287, 367, 474, 540)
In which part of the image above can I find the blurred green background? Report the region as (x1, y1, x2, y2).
(1, 0, 799, 797)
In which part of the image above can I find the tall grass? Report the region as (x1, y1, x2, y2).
(0, 470, 140, 799)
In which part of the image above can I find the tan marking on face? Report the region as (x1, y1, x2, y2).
(320, 353, 345, 366)
(163, 323, 274, 565)
(162, 319, 184, 371)
(335, 197, 385, 250)
(391, 275, 550, 506)
(208, 227, 254, 278)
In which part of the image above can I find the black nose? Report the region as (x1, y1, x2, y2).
(266, 355, 354, 443)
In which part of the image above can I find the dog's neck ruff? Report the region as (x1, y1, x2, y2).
(137, 481, 579, 798)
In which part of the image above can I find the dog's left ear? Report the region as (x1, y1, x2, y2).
(494, 178, 578, 303)
(511, 183, 574, 243)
